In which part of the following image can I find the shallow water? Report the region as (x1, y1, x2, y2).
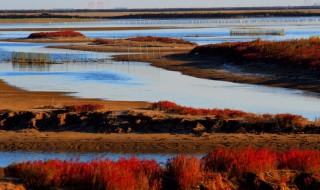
(0, 151, 202, 167)
(0, 42, 319, 120)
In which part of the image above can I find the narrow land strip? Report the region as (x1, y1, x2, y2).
(0, 132, 318, 153)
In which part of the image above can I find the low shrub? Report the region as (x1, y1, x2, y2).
(28, 31, 85, 39)
(64, 104, 104, 112)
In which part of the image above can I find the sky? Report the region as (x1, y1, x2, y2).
(0, 0, 316, 9)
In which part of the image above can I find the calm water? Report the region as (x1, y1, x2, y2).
(0, 151, 202, 167)
(0, 42, 319, 120)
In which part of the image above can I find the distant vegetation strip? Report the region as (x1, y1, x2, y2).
(126, 36, 197, 45)
(5, 148, 320, 189)
(28, 31, 85, 38)
(111, 12, 320, 19)
(2, 11, 320, 19)
(2, 7, 320, 20)
(190, 37, 320, 70)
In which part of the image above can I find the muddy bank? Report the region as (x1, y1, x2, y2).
(1, 110, 319, 134)
(0, 109, 318, 152)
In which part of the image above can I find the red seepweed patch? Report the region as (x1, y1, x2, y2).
(64, 104, 104, 112)
(190, 37, 320, 70)
(28, 31, 85, 39)
(5, 148, 320, 189)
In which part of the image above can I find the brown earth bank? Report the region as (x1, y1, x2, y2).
(0, 109, 319, 135)
(0, 131, 319, 153)
(51, 39, 320, 93)
(0, 109, 319, 153)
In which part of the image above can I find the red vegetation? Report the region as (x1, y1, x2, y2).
(5, 148, 320, 189)
(64, 104, 104, 112)
(202, 147, 278, 177)
(278, 149, 320, 178)
(28, 31, 85, 39)
(151, 101, 248, 118)
(6, 158, 162, 190)
(166, 155, 203, 189)
(190, 37, 320, 70)
(127, 36, 197, 45)
(151, 101, 309, 127)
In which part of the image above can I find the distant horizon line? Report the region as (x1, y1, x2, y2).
(1, 5, 320, 11)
